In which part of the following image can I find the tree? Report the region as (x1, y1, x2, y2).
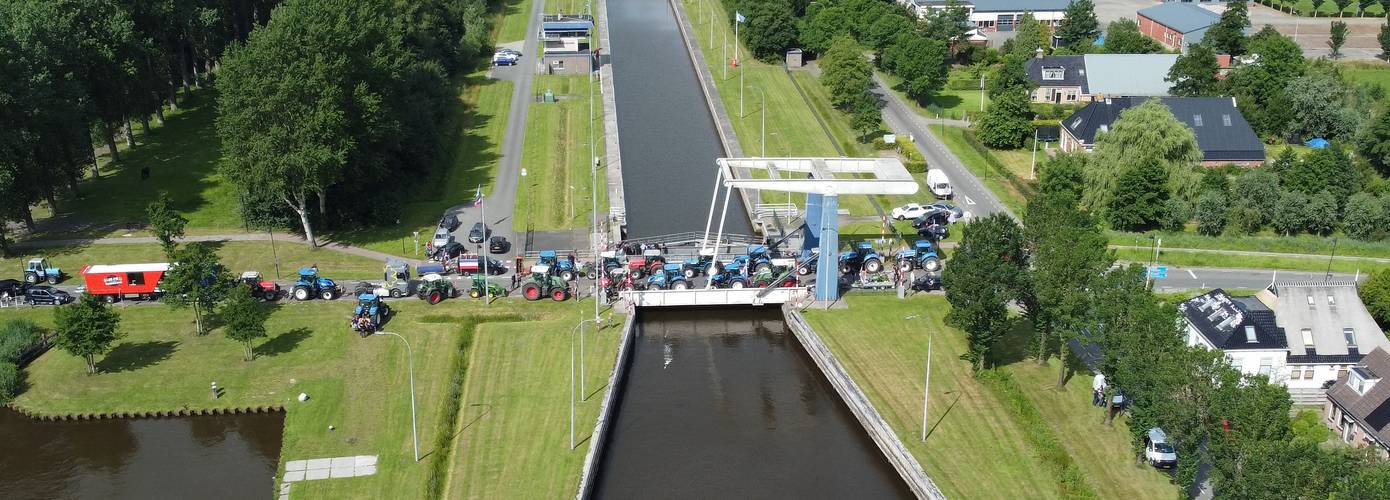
(1335, 0, 1354, 16)
(1380, 22, 1390, 60)
(1231, 169, 1281, 226)
(1362, 268, 1390, 327)
(53, 294, 123, 375)
(863, 13, 912, 51)
(1343, 192, 1389, 241)
(1226, 27, 1305, 136)
(1206, 0, 1250, 56)
(850, 91, 881, 140)
(741, 0, 798, 62)
(1084, 100, 1201, 215)
(1195, 191, 1230, 236)
(1011, 12, 1050, 59)
(1270, 190, 1310, 236)
(820, 36, 873, 110)
(1360, 106, 1390, 176)
(220, 286, 269, 361)
(1330, 21, 1349, 59)
(978, 87, 1033, 149)
(797, 4, 849, 53)
(1056, 0, 1101, 51)
(923, 0, 972, 49)
(1283, 144, 1362, 201)
(146, 191, 188, 257)
(943, 214, 1027, 372)
(1103, 18, 1161, 54)
(1166, 43, 1221, 96)
(1285, 70, 1360, 141)
(988, 55, 1032, 99)
(161, 242, 232, 335)
(1108, 161, 1170, 230)
(1312, 0, 1329, 15)
(881, 34, 949, 103)
(1306, 190, 1340, 236)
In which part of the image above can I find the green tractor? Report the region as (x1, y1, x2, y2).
(466, 274, 507, 299)
(521, 265, 570, 301)
(416, 273, 459, 305)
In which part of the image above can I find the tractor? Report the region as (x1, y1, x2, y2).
(416, 273, 460, 304)
(626, 248, 665, 279)
(838, 242, 885, 274)
(600, 250, 625, 277)
(679, 248, 716, 279)
(239, 271, 282, 301)
(600, 268, 635, 300)
(292, 267, 341, 301)
(24, 258, 63, 285)
(745, 245, 775, 274)
(465, 274, 507, 299)
(750, 266, 797, 288)
(895, 240, 943, 273)
(537, 250, 594, 281)
(645, 263, 691, 290)
(378, 260, 412, 298)
(707, 262, 748, 289)
(521, 265, 571, 301)
(349, 293, 390, 336)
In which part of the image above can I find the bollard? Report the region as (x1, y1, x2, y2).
(211, 382, 219, 399)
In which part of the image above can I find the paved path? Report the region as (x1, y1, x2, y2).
(279, 455, 378, 499)
(13, 232, 423, 266)
(1111, 245, 1390, 263)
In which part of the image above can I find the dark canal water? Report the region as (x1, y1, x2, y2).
(592, 308, 911, 499)
(0, 407, 284, 499)
(607, 0, 752, 238)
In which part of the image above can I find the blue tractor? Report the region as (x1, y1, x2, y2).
(838, 242, 885, 274)
(350, 293, 390, 336)
(292, 267, 341, 301)
(537, 250, 593, 281)
(680, 248, 716, 279)
(895, 240, 943, 273)
(745, 244, 775, 274)
(646, 263, 691, 290)
(24, 258, 63, 285)
(707, 262, 749, 289)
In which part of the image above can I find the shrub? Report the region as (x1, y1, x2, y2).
(1362, 269, 1390, 328)
(870, 137, 895, 150)
(1305, 190, 1340, 236)
(1196, 192, 1230, 236)
(0, 319, 43, 364)
(1160, 199, 1191, 231)
(1227, 203, 1265, 235)
(1343, 192, 1389, 241)
(0, 362, 17, 404)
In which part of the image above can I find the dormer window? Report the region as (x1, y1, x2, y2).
(1042, 67, 1065, 81)
(1222, 114, 1232, 126)
(1350, 366, 1380, 395)
(1193, 115, 1204, 127)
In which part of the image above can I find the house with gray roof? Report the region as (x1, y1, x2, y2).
(1137, 3, 1221, 51)
(1181, 288, 1288, 377)
(1024, 54, 1181, 103)
(1326, 347, 1390, 458)
(1059, 96, 1265, 166)
(903, 0, 1070, 32)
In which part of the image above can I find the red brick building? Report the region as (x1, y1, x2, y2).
(1136, 3, 1221, 52)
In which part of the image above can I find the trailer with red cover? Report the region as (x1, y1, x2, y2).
(80, 263, 171, 302)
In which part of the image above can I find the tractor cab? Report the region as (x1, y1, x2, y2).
(600, 251, 623, 275)
(24, 258, 63, 285)
(745, 244, 774, 273)
(350, 293, 390, 335)
(838, 242, 885, 274)
(467, 273, 505, 299)
(240, 271, 282, 301)
(538, 250, 559, 266)
(680, 248, 716, 278)
(522, 265, 571, 301)
(646, 263, 689, 290)
(293, 267, 340, 301)
(896, 240, 942, 273)
(417, 273, 460, 304)
(709, 261, 749, 289)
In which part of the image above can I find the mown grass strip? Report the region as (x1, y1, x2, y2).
(978, 369, 1099, 499)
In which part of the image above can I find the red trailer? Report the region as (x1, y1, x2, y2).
(80, 263, 171, 302)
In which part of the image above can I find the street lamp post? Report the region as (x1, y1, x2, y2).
(374, 332, 419, 462)
(570, 318, 600, 449)
(758, 86, 766, 156)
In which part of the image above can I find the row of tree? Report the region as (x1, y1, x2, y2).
(0, 0, 276, 249)
(943, 159, 1390, 493)
(818, 37, 883, 139)
(216, 0, 490, 247)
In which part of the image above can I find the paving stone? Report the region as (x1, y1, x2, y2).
(285, 460, 307, 472)
(283, 470, 305, 482)
(330, 456, 355, 468)
(306, 458, 333, 470)
(355, 464, 377, 477)
(330, 466, 355, 479)
(354, 455, 378, 467)
(304, 468, 331, 481)
(279, 483, 292, 493)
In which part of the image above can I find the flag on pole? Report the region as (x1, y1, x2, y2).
(472, 185, 484, 207)
(735, 11, 745, 23)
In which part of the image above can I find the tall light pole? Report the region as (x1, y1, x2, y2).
(922, 332, 932, 442)
(375, 332, 419, 462)
(570, 318, 600, 449)
(589, 0, 601, 325)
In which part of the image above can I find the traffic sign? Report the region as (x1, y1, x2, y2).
(1148, 266, 1168, 279)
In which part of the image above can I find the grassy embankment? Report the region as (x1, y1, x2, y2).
(1, 240, 385, 281)
(5, 297, 619, 499)
(512, 74, 607, 232)
(805, 294, 1177, 499)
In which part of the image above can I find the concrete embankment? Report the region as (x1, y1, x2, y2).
(574, 312, 638, 500)
(8, 403, 286, 421)
(784, 305, 946, 500)
(595, 0, 625, 241)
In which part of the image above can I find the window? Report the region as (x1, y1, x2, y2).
(1328, 295, 1337, 307)
(1344, 328, 1357, 348)
(1304, 369, 1314, 380)
(1290, 367, 1302, 379)
(1222, 114, 1232, 126)
(1308, 295, 1316, 310)
(1302, 328, 1314, 348)
(1259, 358, 1273, 376)
(1244, 325, 1257, 343)
(127, 272, 145, 285)
(1193, 115, 1203, 126)
(1042, 67, 1065, 80)
(1066, 93, 1077, 102)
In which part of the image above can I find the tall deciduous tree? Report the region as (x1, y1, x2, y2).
(850, 91, 882, 140)
(1361, 268, 1390, 327)
(1343, 192, 1389, 241)
(1380, 22, 1390, 60)
(978, 87, 1033, 149)
(54, 294, 123, 374)
(1166, 43, 1221, 96)
(1330, 21, 1349, 58)
(162, 242, 232, 335)
(880, 33, 949, 104)
(1226, 27, 1305, 136)
(1056, 0, 1101, 51)
(1283, 144, 1361, 200)
(740, 0, 798, 62)
(1270, 190, 1310, 236)
(1103, 18, 1161, 54)
(943, 214, 1027, 372)
(1083, 100, 1201, 215)
(923, 0, 972, 49)
(1107, 160, 1171, 230)
(1206, 0, 1250, 56)
(220, 285, 269, 361)
(820, 36, 873, 111)
(798, 4, 850, 54)
(146, 191, 188, 257)
(1362, 101, 1390, 176)
(1011, 12, 1050, 59)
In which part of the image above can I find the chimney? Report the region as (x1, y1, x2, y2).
(1035, 47, 1044, 59)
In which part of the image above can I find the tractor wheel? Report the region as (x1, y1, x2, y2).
(321, 289, 337, 301)
(586, 270, 598, 280)
(672, 281, 689, 290)
(390, 288, 403, 298)
(798, 266, 811, 276)
(683, 268, 697, 279)
(561, 270, 576, 282)
(46, 275, 58, 285)
(631, 269, 645, 280)
(864, 258, 884, 274)
(755, 262, 771, 274)
(839, 262, 853, 274)
(522, 283, 542, 301)
(551, 288, 569, 301)
(730, 280, 746, 289)
(24, 273, 37, 284)
(293, 287, 311, 301)
(897, 259, 915, 273)
(429, 291, 444, 305)
(921, 256, 942, 272)
(468, 288, 482, 299)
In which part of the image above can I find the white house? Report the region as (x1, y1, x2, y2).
(903, 0, 1069, 31)
(1180, 288, 1288, 379)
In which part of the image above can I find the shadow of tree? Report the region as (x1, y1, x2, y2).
(97, 340, 179, 373)
(254, 327, 311, 358)
(989, 319, 1034, 368)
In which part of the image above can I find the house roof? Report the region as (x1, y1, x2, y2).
(541, 20, 593, 32)
(1082, 54, 1180, 97)
(1025, 56, 1087, 91)
(966, 0, 1072, 12)
(1060, 97, 1265, 161)
(1180, 289, 1287, 351)
(1138, 3, 1221, 34)
(1263, 282, 1390, 358)
(82, 263, 172, 274)
(1327, 347, 1390, 447)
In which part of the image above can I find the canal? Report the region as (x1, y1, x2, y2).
(592, 308, 911, 499)
(0, 407, 284, 499)
(607, 0, 752, 238)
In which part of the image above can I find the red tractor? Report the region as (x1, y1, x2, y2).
(240, 271, 282, 301)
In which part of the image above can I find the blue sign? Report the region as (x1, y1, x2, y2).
(1148, 266, 1168, 279)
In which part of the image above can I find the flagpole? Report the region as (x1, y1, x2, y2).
(736, 13, 742, 117)
(479, 183, 490, 307)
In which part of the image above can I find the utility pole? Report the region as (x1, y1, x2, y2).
(590, 0, 600, 325)
(1029, 128, 1038, 180)
(979, 73, 985, 112)
(921, 332, 932, 442)
(375, 332, 418, 462)
(1326, 238, 1339, 282)
(570, 318, 598, 449)
(480, 183, 490, 307)
(737, 16, 743, 117)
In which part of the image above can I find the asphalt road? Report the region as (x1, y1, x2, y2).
(1146, 265, 1359, 292)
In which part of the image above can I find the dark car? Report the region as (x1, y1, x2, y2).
(488, 236, 510, 254)
(468, 222, 489, 244)
(24, 285, 71, 305)
(0, 279, 26, 300)
(438, 213, 461, 232)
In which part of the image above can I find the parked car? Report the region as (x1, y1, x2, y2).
(438, 213, 461, 232)
(24, 285, 71, 305)
(432, 227, 454, 249)
(488, 236, 510, 254)
(0, 279, 26, 300)
(891, 203, 931, 221)
(492, 52, 518, 66)
(1144, 427, 1178, 469)
(926, 169, 953, 199)
(468, 222, 489, 243)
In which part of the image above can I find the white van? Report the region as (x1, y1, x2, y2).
(926, 169, 953, 199)
(1144, 427, 1178, 469)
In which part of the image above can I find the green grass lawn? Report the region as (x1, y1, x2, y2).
(1107, 230, 1390, 260)
(935, 126, 1028, 213)
(5, 297, 615, 499)
(1, 240, 387, 281)
(513, 75, 607, 232)
(495, 0, 535, 43)
(1267, 0, 1385, 16)
(805, 294, 1176, 499)
(1341, 61, 1390, 92)
(1114, 248, 1389, 275)
(881, 71, 989, 121)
